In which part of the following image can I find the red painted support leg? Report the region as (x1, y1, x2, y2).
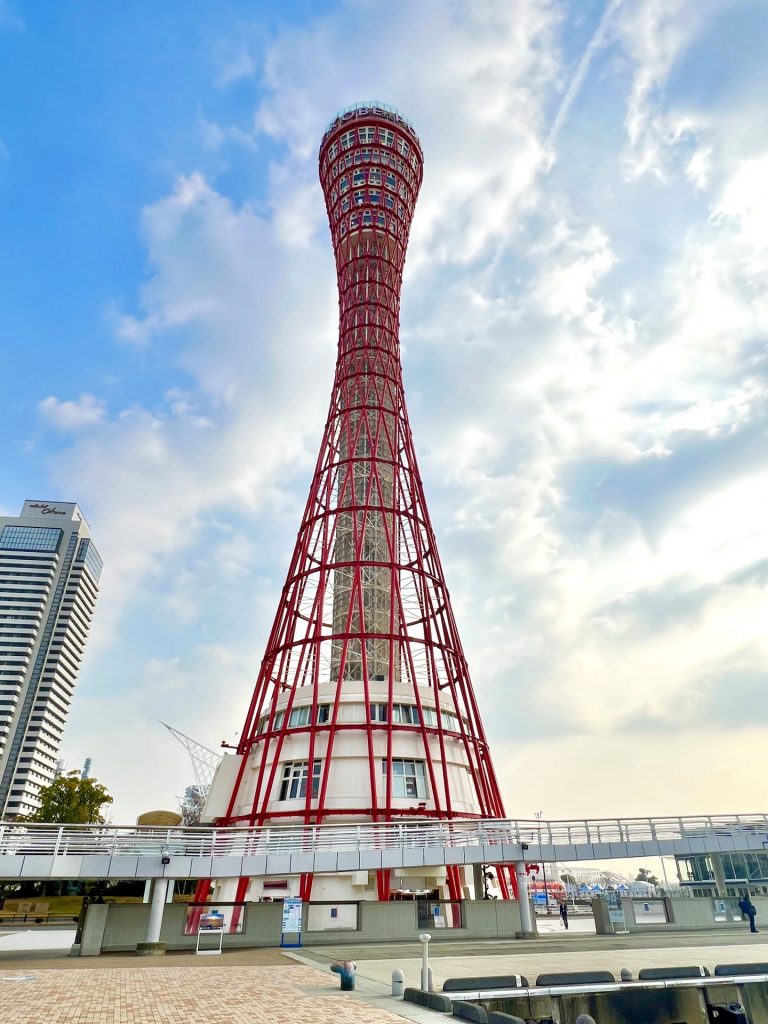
(230, 876, 250, 931)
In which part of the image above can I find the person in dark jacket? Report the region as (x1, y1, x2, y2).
(559, 901, 569, 930)
(738, 895, 758, 933)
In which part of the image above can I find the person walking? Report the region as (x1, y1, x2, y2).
(738, 894, 759, 933)
(559, 901, 569, 930)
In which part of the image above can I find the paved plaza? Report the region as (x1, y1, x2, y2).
(1, 930, 767, 1023)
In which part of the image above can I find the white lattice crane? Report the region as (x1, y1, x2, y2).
(160, 722, 223, 822)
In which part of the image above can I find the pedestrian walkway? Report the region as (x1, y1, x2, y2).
(2, 930, 767, 1023)
(0, 927, 75, 952)
(303, 932, 768, 993)
(534, 913, 595, 935)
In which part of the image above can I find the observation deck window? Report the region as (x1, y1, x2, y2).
(396, 137, 410, 157)
(288, 705, 311, 727)
(378, 128, 394, 147)
(358, 126, 376, 143)
(350, 213, 359, 228)
(341, 130, 356, 150)
(257, 709, 285, 734)
(328, 142, 338, 159)
(376, 211, 386, 227)
(385, 195, 394, 210)
(340, 176, 350, 193)
(353, 190, 365, 206)
(353, 170, 365, 186)
(369, 189, 381, 203)
(362, 210, 373, 226)
(368, 168, 381, 185)
(385, 173, 396, 190)
(341, 196, 350, 212)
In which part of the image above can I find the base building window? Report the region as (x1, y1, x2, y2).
(279, 760, 321, 800)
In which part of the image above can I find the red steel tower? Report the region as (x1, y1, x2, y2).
(205, 103, 511, 903)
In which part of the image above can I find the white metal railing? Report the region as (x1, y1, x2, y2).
(0, 813, 765, 862)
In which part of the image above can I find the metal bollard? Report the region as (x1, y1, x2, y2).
(330, 960, 357, 991)
(620, 967, 634, 982)
(419, 933, 431, 991)
(575, 1015, 597, 1024)
(391, 968, 405, 997)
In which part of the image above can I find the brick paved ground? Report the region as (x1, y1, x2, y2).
(0, 965, 405, 1024)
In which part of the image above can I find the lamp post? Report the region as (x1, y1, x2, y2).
(534, 811, 552, 914)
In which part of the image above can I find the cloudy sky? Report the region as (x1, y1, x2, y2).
(1, 0, 766, 824)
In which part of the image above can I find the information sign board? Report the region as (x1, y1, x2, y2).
(281, 898, 303, 946)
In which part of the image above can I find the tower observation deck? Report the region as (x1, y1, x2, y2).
(204, 103, 512, 902)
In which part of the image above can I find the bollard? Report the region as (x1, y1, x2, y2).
(427, 965, 434, 992)
(419, 933, 431, 991)
(391, 968, 405, 997)
(330, 960, 357, 991)
(620, 967, 634, 982)
(575, 1016, 597, 1024)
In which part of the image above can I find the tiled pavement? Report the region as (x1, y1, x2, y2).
(0, 964, 408, 1024)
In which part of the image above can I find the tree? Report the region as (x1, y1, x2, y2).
(560, 873, 577, 885)
(635, 867, 660, 887)
(19, 771, 113, 824)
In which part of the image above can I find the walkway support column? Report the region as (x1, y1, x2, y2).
(515, 861, 535, 937)
(711, 854, 728, 898)
(136, 878, 169, 956)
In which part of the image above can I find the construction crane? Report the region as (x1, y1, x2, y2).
(160, 722, 223, 824)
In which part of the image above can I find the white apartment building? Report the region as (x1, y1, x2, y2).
(0, 501, 102, 818)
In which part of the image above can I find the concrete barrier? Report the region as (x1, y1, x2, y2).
(402, 988, 453, 1012)
(443, 976, 528, 992)
(452, 1001, 488, 1022)
(638, 966, 710, 980)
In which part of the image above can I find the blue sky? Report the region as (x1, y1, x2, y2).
(1, 0, 767, 822)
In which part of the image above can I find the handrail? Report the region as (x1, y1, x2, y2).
(0, 813, 765, 860)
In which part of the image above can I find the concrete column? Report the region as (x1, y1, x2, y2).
(473, 864, 484, 900)
(515, 862, 535, 936)
(136, 878, 169, 956)
(711, 854, 728, 897)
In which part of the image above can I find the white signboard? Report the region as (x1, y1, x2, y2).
(282, 898, 303, 935)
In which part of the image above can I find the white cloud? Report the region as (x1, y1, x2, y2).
(215, 47, 255, 88)
(38, 393, 107, 431)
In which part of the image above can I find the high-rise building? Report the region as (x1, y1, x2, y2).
(204, 103, 510, 902)
(0, 500, 102, 818)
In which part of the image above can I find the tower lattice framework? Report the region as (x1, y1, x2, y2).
(217, 103, 512, 902)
